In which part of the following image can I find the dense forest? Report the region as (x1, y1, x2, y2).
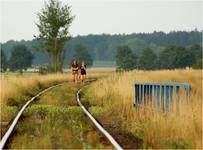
(1, 30, 202, 67)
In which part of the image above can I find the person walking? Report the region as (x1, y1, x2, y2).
(71, 58, 79, 83)
(80, 61, 87, 83)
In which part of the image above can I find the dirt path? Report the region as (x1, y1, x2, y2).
(6, 83, 113, 149)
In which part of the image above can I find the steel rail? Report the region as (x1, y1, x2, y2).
(77, 87, 123, 150)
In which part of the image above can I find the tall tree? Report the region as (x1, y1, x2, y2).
(9, 45, 34, 72)
(74, 44, 93, 66)
(36, 0, 74, 72)
(173, 47, 195, 68)
(138, 48, 157, 70)
(190, 44, 202, 60)
(159, 45, 177, 69)
(0, 48, 8, 72)
(159, 45, 195, 69)
(192, 58, 202, 69)
(116, 45, 137, 70)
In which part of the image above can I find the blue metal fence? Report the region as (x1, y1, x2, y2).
(134, 82, 190, 112)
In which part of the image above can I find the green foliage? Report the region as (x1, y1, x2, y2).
(192, 58, 202, 69)
(116, 45, 137, 70)
(7, 95, 30, 108)
(173, 47, 195, 68)
(74, 44, 93, 66)
(0, 48, 8, 72)
(138, 48, 157, 70)
(159, 45, 195, 69)
(9, 44, 34, 72)
(125, 38, 147, 54)
(36, 0, 74, 72)
(190, 44, 202, 60)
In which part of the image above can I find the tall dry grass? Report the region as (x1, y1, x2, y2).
(0, 73, 72, 125)
(0, 74, 72, 105)
(85, 69, 202, 148)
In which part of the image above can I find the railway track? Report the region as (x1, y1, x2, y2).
(0, 84, 63, 149)
(77, 86, 122, 150)
(0, 81, 123, 150)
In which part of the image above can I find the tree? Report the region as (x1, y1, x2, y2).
(159, 45, 177, 69)
(116, 45, 137, 70)
(173, 47, 195, 68)
(190, 44, 202, 61)
(74, 44, 93, 66)
(36, 0, 74, 72)
(159, 45, 195, 69)
(138, 48, 157, 70)
(192, 58, 202, 69)
(9, 45, 34, 72)
(0, 48, 8, 72)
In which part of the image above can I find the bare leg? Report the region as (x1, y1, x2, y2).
(79, 75, 81, 82)
(81, 75, 84, 83)
(72, 74, 75, 82)
(75, 74, 78, 83)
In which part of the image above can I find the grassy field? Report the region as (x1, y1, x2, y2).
(81, 69, 202, 149)
(1, 69, 202, 149)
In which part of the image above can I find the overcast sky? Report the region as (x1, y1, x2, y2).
(0, 0, 202, 43)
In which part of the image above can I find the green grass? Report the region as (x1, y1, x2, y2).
(6, 83, 113, 149)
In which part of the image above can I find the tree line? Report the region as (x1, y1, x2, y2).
(1, 30, 202, 67)
(116, 44, 202, 70)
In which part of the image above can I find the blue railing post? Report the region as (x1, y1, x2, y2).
(136, 85, 140, 106)
(144, 85, 147, 105)
(157, 85, 160, 108)
(149, 85, 153, 106)
(138, 84, 142, 105)
(146, 85, 149, 105)
(169, 86, 173, 112)
(165, 85, 169, 112)
(175, 86, 180, 112)
(184, 84, 190, 105)
(161, 85, 165, 112)
(153, 85, 157, 107)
